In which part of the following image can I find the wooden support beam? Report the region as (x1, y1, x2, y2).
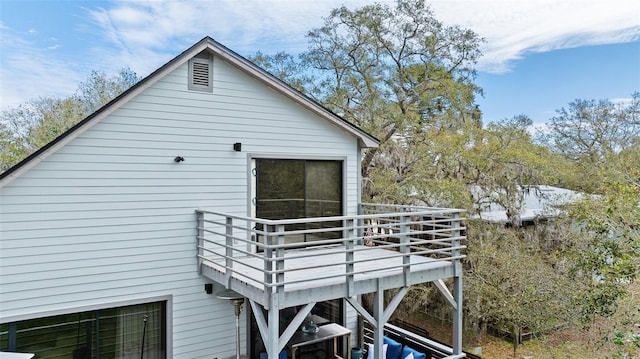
(383, 286, 408, 324)
(434, 279, 456, 310)
(249, 299, 269, 344)
(278, 302, 316, 351)
(346, 297, 376, 328)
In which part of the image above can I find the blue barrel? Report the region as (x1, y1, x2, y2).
(351, 347, 363, 359)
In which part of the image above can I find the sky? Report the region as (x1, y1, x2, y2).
(1, 0, 639, 126)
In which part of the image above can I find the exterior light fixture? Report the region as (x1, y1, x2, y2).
(233, 143, 242, 152)
(204, 283, 213, 294)
(174, 156, 185, 163)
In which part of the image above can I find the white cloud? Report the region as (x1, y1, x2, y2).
(429, 0, 640, 72)
(85, 0, 639, 75)
(0, 27, 83, 108)
(1, 0, 638, 110)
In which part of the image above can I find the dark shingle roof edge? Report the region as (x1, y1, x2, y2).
(0, 36, 379, 186)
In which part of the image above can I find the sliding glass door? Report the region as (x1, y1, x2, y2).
(254, 159, 343, 245)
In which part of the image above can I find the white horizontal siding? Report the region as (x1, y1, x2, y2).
(0, 53, 359, 358)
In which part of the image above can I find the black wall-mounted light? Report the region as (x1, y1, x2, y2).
(174, 156, 185, 163)
(233, 143, 242, 152)
(204, 283, 213, 294)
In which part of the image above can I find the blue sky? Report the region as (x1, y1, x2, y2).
(1, 0, 639, 127)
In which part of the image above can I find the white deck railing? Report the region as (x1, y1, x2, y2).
(196, 204, 466, 298)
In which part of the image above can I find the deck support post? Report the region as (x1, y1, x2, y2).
(451, 213, 463, 356)
(267, 291, 280, 359)
(372, 280, 385, 359)
(452, 273, 463, 355)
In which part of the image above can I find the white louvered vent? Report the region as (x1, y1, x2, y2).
(188, 55, 213, 92)
(192, 62, 210, 87)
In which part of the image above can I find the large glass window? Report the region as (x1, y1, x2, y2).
(0, 301, 166, 359)
(255, 159, 343, 245)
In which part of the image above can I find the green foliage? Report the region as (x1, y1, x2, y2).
(249, 51, 311, 93)
(0, 68, 139, 171)
(538, 92, 640, 193)
(299, 0, 483, 200)
(569, 167, 640, 325)
(465, 221, 578, 346)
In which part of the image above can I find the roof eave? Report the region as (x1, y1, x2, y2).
(0, 36, 379, 187)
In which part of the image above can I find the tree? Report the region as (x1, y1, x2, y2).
(538, 92, 640, 192)
(251, 51, 311, 93)
(465, 221, 579, 355)
(253, 3, 578, 351)
(535, 94, 640, 330)
(0, 68, 139, 171)
(569, 153, 640, 321)
(300, 0, 483, 202)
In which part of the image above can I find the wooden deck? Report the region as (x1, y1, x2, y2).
(200, 245, 456, 308)
(197, 205, 465, 308)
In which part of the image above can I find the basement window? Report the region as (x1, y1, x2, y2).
(188, 52, 213, 92)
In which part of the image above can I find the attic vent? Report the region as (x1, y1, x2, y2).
(188, 56, 213, 92)
(192, 62, 209, 86)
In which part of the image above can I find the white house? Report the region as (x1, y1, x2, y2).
(0, 37, 466, 359)
(475, 185, 583, 225)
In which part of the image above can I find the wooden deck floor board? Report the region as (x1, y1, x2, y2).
(201, 245, 452, 293)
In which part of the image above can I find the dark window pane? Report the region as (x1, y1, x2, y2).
(255, 159, 343, 245)
(256, 159, 305, 220)
(6, 301, 165, 359)
(0, 323, 9, 351)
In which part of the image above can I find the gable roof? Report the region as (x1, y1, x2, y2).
(0, 36, 379, 187)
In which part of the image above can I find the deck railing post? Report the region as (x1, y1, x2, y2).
(225, 216, 234, 286)
(275, 224, 286, 307)
(451, 212, 461, 260)
(264, 224, 274, 305)
(197, 210, 204, 274)
(357, 203, 364, 241)
(346, 218, 355, 297)
(399, 214, 410, 286)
